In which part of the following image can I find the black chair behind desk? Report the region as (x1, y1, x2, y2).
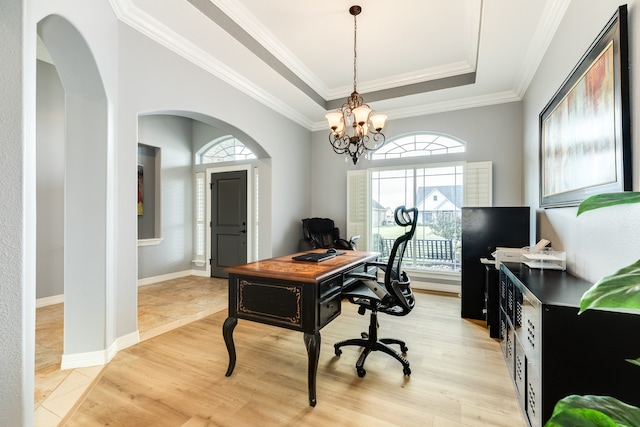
(298, 217, 354, 252)
(334, 206, 418, 377)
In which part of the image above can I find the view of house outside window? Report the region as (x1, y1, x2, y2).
(371, 164, 463, 273)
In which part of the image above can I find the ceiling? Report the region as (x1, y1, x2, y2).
(106, 0, 571, 130)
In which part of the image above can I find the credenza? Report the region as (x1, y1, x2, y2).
(499, 262, 640, 427)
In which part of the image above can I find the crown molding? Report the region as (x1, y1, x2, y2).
(512, 0, 571, 97)
(107, 0, 568, 133)
(311, 89, 522, 132)
(108, 0, 315, 129)
(326, 61, 476, 100)
(211, 0, 330, 98)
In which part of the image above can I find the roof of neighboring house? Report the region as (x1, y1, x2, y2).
(416, 186, 463, 210)
(371, 199, 386, 211)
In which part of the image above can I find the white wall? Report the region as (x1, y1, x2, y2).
(0, 0, 37, 424)
(310, 102, 526, 235)
(523, 1, 640, 283)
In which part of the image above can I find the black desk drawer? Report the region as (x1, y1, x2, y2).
(319, 294, 341, 327)
(319, 276, 342, 299)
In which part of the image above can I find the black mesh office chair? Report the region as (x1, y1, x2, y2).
(334, 206, 418, 377)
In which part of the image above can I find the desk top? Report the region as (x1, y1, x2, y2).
(225, 250, 379, 283)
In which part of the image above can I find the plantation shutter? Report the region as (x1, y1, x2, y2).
(193, 172, 206, 266)
(464, 161, 492, 207)
(346, 169, 369, 251)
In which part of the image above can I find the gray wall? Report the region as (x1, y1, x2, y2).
(137, 115, 194, 279)
(118, 22, 311, 259)
(36, 60, 65, 299)
(310, 102, 526, 236)
(192, 120, 228, 156)
(523, 1, 640, 283)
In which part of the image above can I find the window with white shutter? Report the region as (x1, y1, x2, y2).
(346, 132, 492, 278)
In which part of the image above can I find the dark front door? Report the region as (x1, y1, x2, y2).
(211, 170, 247, 278)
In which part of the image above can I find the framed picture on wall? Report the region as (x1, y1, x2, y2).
(539, 5, 631, 208)
(138, 164, 144, 216)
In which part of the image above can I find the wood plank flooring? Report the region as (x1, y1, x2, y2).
(35, 276, 229, 425)
(64, 281, 526, 426)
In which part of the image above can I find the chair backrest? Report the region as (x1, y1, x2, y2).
(302, 217, 339, 248)
(383, 206, 418, 313)
(301, 217, 354, 250)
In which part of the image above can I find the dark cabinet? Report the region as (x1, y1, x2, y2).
(499, 263, 640, 426)
(461, 207, 529, 320)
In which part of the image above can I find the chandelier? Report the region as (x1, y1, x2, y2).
(325, 5, 387, 165)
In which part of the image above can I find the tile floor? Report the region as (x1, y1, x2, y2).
(34, 275, 228, 427)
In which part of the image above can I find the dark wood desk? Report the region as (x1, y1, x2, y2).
(223, 250, 379, 406)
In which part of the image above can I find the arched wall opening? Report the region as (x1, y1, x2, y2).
(136, 110, 272, 281)
(37, 14, 113, 367)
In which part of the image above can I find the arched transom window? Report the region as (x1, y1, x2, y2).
(371, 133, 466, 160)
(198, 136, 256, 164)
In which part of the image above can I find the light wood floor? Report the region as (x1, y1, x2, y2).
(37, 276, 526, 426)
(35, 276, 229, 425)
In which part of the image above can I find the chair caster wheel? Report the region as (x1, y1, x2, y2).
(403, 367, 411, 376)
(334, 345, 342, 356)
(401, 345, 408, 353)
(357, 368, 366, 377)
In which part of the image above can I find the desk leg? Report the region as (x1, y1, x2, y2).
(303, 332, 320, 407)
(223, 316, 237, 376)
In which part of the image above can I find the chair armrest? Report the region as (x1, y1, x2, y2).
(365, 260, 386, 269)
(345, 272, 377, 282)
(335, 238, 354, 250)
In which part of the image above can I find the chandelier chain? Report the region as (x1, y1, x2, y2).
(353, 12, 358, 93)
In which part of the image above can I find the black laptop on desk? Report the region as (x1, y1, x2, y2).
(292, 252, 337, 262)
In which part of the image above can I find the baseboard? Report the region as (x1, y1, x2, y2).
(190, 269, 209, 277)
(60, 331, 140, 370)
(115, 330, 140, 351)
(410, 270, 460, 295)
(413, 281, 460, 295)
(61, 348, 110, 370)
(137, 269, 202, 286)
(36, 294, 64, 308)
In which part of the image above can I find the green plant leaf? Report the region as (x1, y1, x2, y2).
(546, 395, 640, 427)
(577, 192, 640, 216)
(627, 358, 640, 367)
(579, 260, 640, 314)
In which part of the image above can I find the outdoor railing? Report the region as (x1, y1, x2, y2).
(378, 238, 454, 263)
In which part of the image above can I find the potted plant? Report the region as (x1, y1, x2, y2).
(545, 192, 640, 426)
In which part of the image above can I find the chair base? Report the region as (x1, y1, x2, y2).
(334, 311, 411, 378)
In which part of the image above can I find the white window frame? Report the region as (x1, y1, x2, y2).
(347, 161, 492, 286)
(196, 135, 256, 164)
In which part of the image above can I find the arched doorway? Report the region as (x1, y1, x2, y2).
(37, 14, 113, 367)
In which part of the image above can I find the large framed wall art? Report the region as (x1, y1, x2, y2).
(539, 5, 631, 208)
